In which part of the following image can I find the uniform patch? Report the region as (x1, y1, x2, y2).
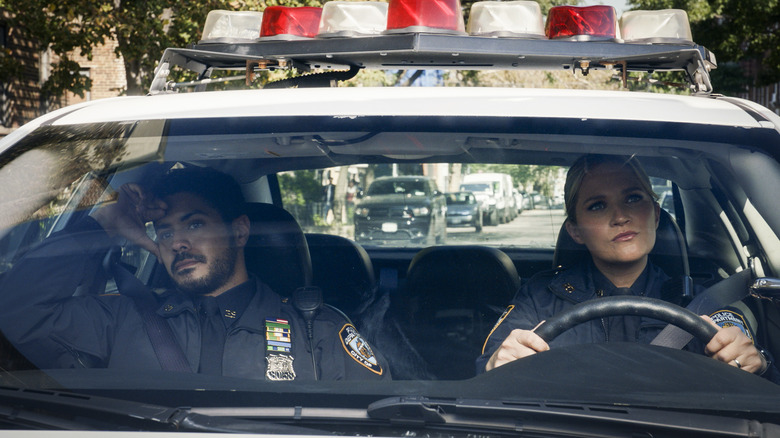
(494, 305, 515, 330)
(266, 354, 296, 381)
(709, 310, 754, 342)
(482, 305, 515, 354)
(339, 324, 383, 375)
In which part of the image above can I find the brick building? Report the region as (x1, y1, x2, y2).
(67, 38, 128, 104)
(0, 9, 126, 138)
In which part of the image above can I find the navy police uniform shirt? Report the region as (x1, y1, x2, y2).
(477, 259, 777, 382)
(0, 217, 390, 381)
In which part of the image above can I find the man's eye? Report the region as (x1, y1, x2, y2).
(188, 221, 204, 230)
(158, 231, 173, 241)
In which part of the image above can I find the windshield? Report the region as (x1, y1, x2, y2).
(1, 112, 779, 434)
(446, 193, 475, 204)
(460, 183, 492, 194)
(366, 179, 428, 196)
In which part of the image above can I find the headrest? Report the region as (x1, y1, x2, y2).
(244, 203, 312, 297)
(402, 245, 520, 318)
(552, 208, 689, 278)
(305, 233, 376, 316)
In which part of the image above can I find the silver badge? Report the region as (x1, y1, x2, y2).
(266, 354, 296, 381)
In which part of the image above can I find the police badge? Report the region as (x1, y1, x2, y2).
(266, 354, 296, 381)
(265, 318, 295, 381)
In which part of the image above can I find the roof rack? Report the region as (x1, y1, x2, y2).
(149, 34, 717, 95)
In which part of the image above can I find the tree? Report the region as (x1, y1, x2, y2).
(466, 163, 563, 198)
(3, 0, 322, 97)
(629, 0, 780, 87)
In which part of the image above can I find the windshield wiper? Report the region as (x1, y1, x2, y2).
(0, 385, 320, 434)
(367, 396, 779, 437)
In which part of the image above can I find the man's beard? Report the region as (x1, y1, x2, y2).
(171, 245, 239, 296)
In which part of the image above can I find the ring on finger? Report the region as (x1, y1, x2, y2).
(733, 358, 742, 369)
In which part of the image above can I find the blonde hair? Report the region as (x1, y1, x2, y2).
(564, 154, 658, 224)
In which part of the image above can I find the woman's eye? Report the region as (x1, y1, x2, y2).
(586, 201, 605, 212)
(626, 193, 644, 203)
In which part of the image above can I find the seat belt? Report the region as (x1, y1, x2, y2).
(106, 252, 193, 373)
(651, 269, 753, 348)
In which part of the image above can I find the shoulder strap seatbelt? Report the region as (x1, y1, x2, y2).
(651, 269, 753, 348)
(108, 258, 193, 373)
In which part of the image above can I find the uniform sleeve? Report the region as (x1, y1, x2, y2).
(709, 302, 780, 384)
(0, 217, 121, 368)
(314, 307, 391, 380)
(475, 282, 543, 374)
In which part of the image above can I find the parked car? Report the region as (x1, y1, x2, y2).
(458, 181, 499, 226)
(461, 173, 515, 224)
(445, 191, 482, 232)
(354, 176, 447, 245)
(0, 3, 779, 437)
(513, 188, 525, 215)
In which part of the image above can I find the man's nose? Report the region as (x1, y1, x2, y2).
(171, 235, 190, 252)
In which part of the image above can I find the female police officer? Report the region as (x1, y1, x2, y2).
(477, 154, 775, 380)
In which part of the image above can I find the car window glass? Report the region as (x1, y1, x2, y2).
(279, 163, 568, 249)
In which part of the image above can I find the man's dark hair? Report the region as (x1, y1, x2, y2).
(150, 165, 247, 222)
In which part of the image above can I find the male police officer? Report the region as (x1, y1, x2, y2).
(0, 166, 388, 381)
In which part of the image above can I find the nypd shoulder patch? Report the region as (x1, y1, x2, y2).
(339, 324, 383, 375)
(709, 309, 754, 342)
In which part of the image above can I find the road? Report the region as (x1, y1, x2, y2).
(447, 209, 566, 248)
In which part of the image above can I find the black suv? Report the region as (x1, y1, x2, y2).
(354, 176, 447, 245)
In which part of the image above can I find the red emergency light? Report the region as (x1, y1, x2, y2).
(260, 6, 323, 39)
(545, 5, 618, 40)
(386, 0, 466, 34)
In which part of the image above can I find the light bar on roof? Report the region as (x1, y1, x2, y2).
(200, 10, 263, 43)
(620, 9, 693, 44)
(385, 0, 467, 35)
(260, 6, 322, 40)
(467, 1, 545, 38)
(318, 1, 388, 38)
(546, 5, 619, 41)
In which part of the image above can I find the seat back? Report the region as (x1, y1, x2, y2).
(306, 233, 436, 380)
(397, 245, 521, 379)
(553, 208, 689, 278)
(244, 203, 312, 297)
(305, 233, 376, 317)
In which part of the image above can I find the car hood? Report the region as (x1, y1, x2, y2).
(358, 194, 432, 207)
(447, 204, 478, 213)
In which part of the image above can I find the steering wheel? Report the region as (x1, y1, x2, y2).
(533, 296, 718, 344)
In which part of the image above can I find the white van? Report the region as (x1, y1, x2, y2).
(460, 173, 515, 225)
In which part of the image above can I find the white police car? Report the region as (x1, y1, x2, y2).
(1, 1, 779, 436)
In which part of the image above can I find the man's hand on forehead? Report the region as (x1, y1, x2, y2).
(92, 183, 167, 259)
(125, 185, 167, 224)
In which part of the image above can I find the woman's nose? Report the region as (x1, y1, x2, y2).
(611, 205, 630, 226)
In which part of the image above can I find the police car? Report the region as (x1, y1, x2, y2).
(1, 1, 779, 436)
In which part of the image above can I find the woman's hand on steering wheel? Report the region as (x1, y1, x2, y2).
(485, 323, 549, 371)
(702, 315, 768, 374)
